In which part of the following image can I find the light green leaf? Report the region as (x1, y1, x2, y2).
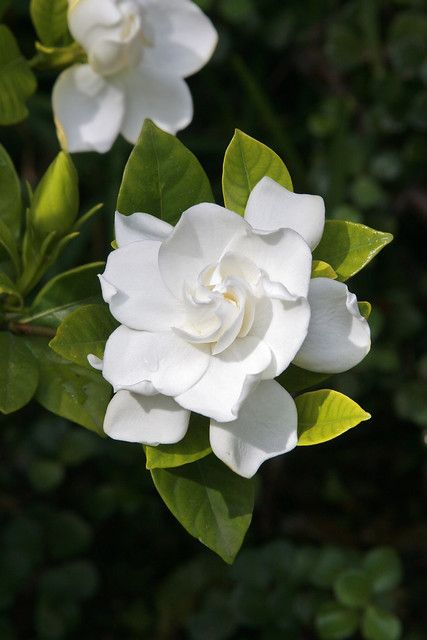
(74, 203, 103, 230)
(28, 262, 104, 328)
(312, 260, 338, 279)
(358, 301, 372, 319)
(313, 220, 393, 282)
(0, 143, 22, 238)
(30, 0, 70, 46)
(362, 606, 402, 640)
(0, 272, 22, 309)
(315, 602, 359, 640)
(278, 364, 330, 394)
(117, 119, 214, 224)
(145, 414, 211, 470)
(363, 547, 402, 594)
(222, 129, 293, 215)
(151, 454, 255, 564)
(26, 337, 110, 436)
(50, 303, 118, 367)
(296, 389, 371, 446)
(0, 332, 39, 414)
(334, 569, 372, 609)
(33, 41, 86, 70)
(0, 25, 37, 125)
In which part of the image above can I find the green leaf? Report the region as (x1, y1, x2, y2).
(315, 602, 359, 640)
(26, 337, 110, 435)
(0, 143, 22, 238)
(358, 301, 372, 319)
(313, 220, 393, 282)
(0, 218, 20, 274)
(151, 454, 255, 563)
(145, 414, 211, 470)
(278, 364, 330, 394)
(296, 390, 371, 446)
(334, 569, 372, 609)
(28, 262, 104, 328)
(312, 260, 338, 279)
(362, 606, 402, 640)
(222, 129, 293, 215)
(0, 25, 37, 125)
(0, 332, 39, 414)
(363, 547, 402, 594)
(30, 0, 70, 46)
(73, 203, 103, 230)
(0, 272, 23, 309)
(50, 303, 118, 367)
(33, 41, 86, 70)
(117, 119, 214, 224)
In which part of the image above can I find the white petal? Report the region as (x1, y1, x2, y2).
(52, 65, 125, 153)
(68, 0, 122, 52)
(115, 212, 172, 247)
(142, 0, 218, 77)
(115, 66, 193, 142)
(251, 296, 311, 377)
(159, 203, 247, 295)
(104, 390, 190, 445)
(245, 177, 325, 250)
(228, 227, 312, 298)
(210, 380, 298, 478)
(175, 336, 272, 422)
(101, 240, 182, 330)
(87, 353, 103, 370)
(293, 278, 371, 373)
(102, 325, 210, 396)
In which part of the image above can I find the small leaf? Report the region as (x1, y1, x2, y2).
(362, 606, 402, 640)
(0, 332, 39, 414)
(313, 220, 393, 282)
(0, 272, 23, 309)
(363, 547, 402, 594)
(0, 143, 22, 238)
(315, 602, 359, 640)
(145, 414, 211, 470)
(73, 203, 103, 230)
(278, 364, 330, 394)
(0, 218, 20, 274)
(296, 389, 371, 446)
(334, 569, 372, 608)
(222, 129, 293, 215)
(30, 0, 70, 47)
(151, 454, 255, 563)
(117, 119, 214, 224)
(50, 303, 118, 367)
(358, 301, 372, 319)
(312, 260, 338, 279)
(0, 25, 37, 124)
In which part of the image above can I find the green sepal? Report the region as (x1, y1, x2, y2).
(0, 332, 39, 414)
(30, 0, 70, 47)
(358, 301, 372, 319)
(145, 413, 211, 470)
(0, 272, 23, 310)
(73, 203, 103, 231)
(0, 25, 37, 125)
(33, 41, 86, 70)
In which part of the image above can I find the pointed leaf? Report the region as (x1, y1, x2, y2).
(0, 25, 37, 124)
(145, 414, 211, 470)
(0, 143, 22, 238)
(0, 272, 23, 309)
(358, 301, 372, 319)
(315, 602, 359, 640)
(362, 606, 402, 640)
(30, 0, 70, 47)
(0, 218, 20, 274)
(0, 332, 39, 414)
(363, 547, 402, 594)
(312, 260, 338, 279)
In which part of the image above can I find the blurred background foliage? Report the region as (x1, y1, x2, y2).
(0, 0, 426, 637)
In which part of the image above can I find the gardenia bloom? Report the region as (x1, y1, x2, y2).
(53, 0, 218, 153)
(91, 178, 371, 478)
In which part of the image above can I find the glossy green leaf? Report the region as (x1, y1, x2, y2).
(151, 454, 255, 563)
(30, 0, 70, 46)
(222, 129, 293, 215)
(315, 602, 359, 640)
(312, 260, 338, 279)
(363, 547, 402, 594)
(362, 606, 402, 640)
(26, 337, 110, 436)
(145, 414, 211, 470)
(28, 262, 104, 328)
(0, 144, 22, 238)
(296, 389, 371, 446)
(313, 220, 393, 282)
(117, 119, 214, 224)
(334, 569, 372, 608)
(0, 272, 23, 309)
(278, 364, 330, 394)
(50, 303, 118, 367)
(0, 332, 39, 414)
(0, 25, 37, 124)
(358, 301, 372, 319)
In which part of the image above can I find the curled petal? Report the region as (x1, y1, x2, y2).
(115, 212, 172, 247)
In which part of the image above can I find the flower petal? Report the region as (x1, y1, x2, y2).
(159, 203, 247, 295)
(245, 177, 325, 250)
(68, 0, 122, 51)
(102, 325, 210, 396)
(115, 66, 193, 142)
(115, 212, 173, 247)
(210, 380, 298, 478)
(142, 0, 218, 77)
(293, 278, 371, 373)
(52, 65, 125, 153)
(175, 336, 272, 422)
(101, 240, 182, 330)
(104, 390, 190, 445)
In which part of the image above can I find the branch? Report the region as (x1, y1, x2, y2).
(8, 321, 56, 339)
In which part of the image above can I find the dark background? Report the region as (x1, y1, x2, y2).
(0, 0, 426, 638)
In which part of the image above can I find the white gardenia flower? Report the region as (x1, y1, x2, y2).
(92, 177, 371, 478)
(53, 0, 218, 153)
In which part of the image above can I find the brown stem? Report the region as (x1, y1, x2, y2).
(8, 322, 56, 339)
